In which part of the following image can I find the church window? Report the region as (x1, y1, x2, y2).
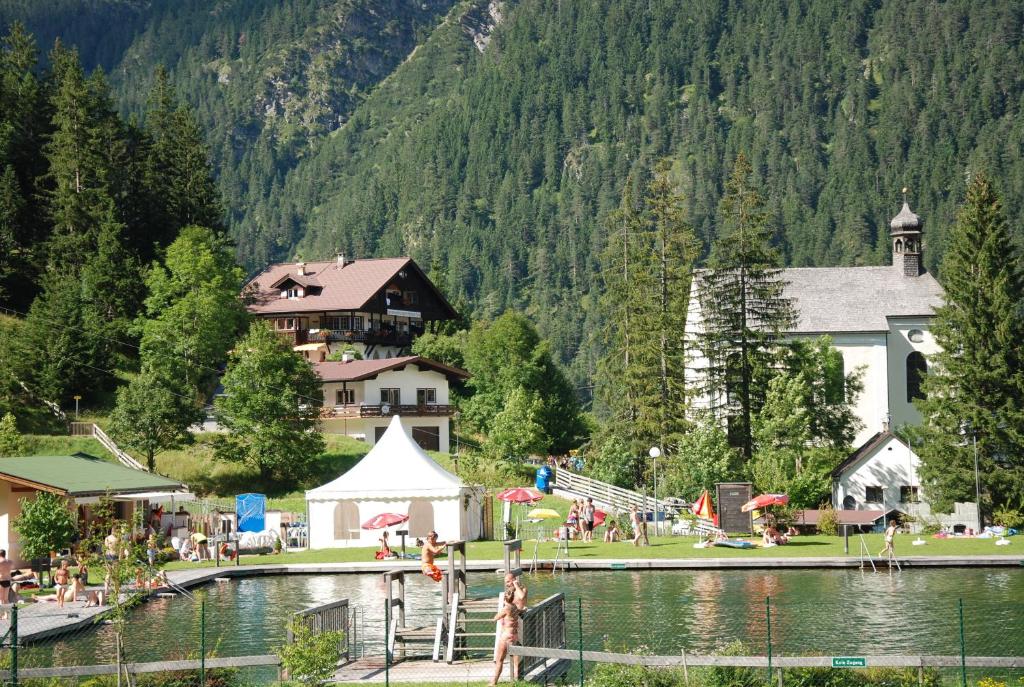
(908, 329, 924, 343)
(906, 352, 927, 402)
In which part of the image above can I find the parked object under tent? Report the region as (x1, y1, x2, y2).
(306, 415, 484, 548)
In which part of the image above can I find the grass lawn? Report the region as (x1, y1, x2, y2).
(163, 532, 1019, 570)
(22, 435, 109, 458)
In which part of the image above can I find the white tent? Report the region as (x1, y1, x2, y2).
(306, 415, 484, 548)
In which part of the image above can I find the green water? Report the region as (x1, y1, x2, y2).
(24, 568, 1024, 669)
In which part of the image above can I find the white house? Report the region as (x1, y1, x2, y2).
(316, 355, 468, 453)
(831, 431, 980, 533)
(687, 197, 944, 447)
(306, 416, 484, 548)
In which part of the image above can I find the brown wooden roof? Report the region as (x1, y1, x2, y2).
(243, 257, 458, 319)
(314, 356, 470, 383)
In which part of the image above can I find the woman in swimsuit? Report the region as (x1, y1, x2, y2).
(53, 560, 71, 608)
(490, 590, 520, 686)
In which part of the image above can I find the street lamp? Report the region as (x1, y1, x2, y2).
(73, 395, 81, 420)
(649, 446, 661, 536)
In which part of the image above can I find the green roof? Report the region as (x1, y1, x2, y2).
(0, 453, 185, 497)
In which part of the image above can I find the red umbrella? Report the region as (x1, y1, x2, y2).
(741, 493, 789, 513)
(362, 513, 409, 530)
(496, 487, 544, 504)
(593, 510, 607, 527)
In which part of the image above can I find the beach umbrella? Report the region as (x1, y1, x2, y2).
(691, 489, 718, 526)
(361, 512, 409, 530)
(741, 493, 789, 513)
(496, 487, 544, 504)
(593, 510, 607, 527)
(527, 508, 562, 520)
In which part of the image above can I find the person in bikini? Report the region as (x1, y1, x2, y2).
(490, 590, 520, 685)
(53, 559, 71, 608)
(504, 572, 527, 610)
(420, 531, 446, 582)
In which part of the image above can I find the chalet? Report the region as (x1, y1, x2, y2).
(242, 255, 460, 361)
(0, 454, 188, 565)
(316, 355, 468, 453)
(241, 256, 466, 452)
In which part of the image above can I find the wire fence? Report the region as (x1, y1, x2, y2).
(0, 584, 1020, 687)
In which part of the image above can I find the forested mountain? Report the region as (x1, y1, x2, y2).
(4, 0, 1024, 398)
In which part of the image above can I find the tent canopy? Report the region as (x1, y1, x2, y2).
(307, 415, 464, 500)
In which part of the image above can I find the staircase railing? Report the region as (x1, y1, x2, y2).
(553, 468, 677, 515)
(90, 424, 146, 471)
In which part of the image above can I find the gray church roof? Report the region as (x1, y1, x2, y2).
(781, 266, 943, 333)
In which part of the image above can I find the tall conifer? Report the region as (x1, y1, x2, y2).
(917, 174, 1024, 513)
(696, 154, 796, 461)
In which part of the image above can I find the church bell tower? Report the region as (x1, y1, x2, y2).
(890, 188, 924, 277)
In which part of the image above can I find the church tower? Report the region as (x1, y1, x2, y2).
(890, 189, 924, 277)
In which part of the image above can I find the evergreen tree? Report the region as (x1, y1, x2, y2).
(0, 411, 26, 456)
(917, 174, 1024, 514)
(213, 321, 324, 484)
(696, 154, 796, 461)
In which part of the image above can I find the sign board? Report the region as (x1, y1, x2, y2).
(236, 493, 267, 533)
(832, 657, 866, 668)
(386, 308, 421, 319)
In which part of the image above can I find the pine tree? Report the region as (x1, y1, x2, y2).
(696, 154, 796, 461)
(917, 174, 1024, 514)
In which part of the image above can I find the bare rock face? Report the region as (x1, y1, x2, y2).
(461, 0, 504, 53)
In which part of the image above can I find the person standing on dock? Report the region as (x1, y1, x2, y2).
(880, 519, 898, 559)
(420, 531, 445, 582)
(504, 572, 527, 610)
(490, 590, 520, 686)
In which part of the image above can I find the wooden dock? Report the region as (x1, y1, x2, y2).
(333, 656, 496, 683)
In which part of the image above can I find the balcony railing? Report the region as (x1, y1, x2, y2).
(321, 404, 455, 419)
(295, 329, 413, 347)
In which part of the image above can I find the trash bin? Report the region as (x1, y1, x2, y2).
(535, 466, 553, 494)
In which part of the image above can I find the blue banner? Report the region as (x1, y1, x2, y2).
(236, 493, 266, 532)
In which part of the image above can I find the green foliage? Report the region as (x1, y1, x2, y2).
(817, 503, 839, 536)
(0, 411, 25, 456)
(584, 435, 644, 489)
(109, 369, 202, 472)
(660, 421, 736, 501)
(278, 621, 345, 687)
(463, 311, 586, 454)
(12, 490, 77, 558)
(586, 662, 682, 687)
(485, 386, 548, 460)
(213, 321, 325, 485)
(917, 174, 1024, 514)
(411, 331, 465, 369)
(992, 507, 1024, 530)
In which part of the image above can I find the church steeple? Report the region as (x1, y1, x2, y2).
(890, 188, 924, 277)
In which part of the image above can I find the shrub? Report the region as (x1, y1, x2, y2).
(278, 621, 345, 686)
(587, 663, 683, 687)
(992, 507, 1024, 529)
(817, 504, 839, 536)
(13, 491, 77, 558)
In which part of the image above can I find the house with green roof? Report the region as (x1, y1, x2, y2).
(0, 453, 187, 565)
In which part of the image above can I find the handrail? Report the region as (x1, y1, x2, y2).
(519, 592, 566, 676)
(290, 597, 351, 663)
(553, 468, 677, 514)
(91, 425, 146, 471)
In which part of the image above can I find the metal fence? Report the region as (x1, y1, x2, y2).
(0, 582, 1020, 687)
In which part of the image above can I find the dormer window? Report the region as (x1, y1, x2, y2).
(281, 287, 303, 299)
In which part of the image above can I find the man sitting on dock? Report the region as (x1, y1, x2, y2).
(421, 531, 445, 582)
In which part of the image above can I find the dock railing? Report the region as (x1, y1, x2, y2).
(289, 598, 351, 664)
(517, 592, 566, 677)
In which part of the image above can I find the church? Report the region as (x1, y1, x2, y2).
(685, 198, 979, 530)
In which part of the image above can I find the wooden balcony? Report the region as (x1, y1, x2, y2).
(322, 404, 455, 419)
(296, 329, 413, 347)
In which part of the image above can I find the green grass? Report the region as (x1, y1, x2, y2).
(163, 532, 1019, 570)
(21, 435, 111, 458)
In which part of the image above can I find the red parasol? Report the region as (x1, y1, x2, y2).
(741, 493, 789, 513)
(593, 510, 607, 527)
(361, 513, 409, 530)
(496, 487, 544, 504)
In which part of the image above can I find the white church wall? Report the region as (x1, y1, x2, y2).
(808, 332, 890, 447)
(886, 317, 940, 430)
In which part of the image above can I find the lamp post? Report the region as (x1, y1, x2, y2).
(649, 446, 661, 536)
(972, 433, 981, 532)
(73, 395, 81, 420)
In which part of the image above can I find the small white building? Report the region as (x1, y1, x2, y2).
(315, 355, 468, 453)
(306, 416, 484, 548)
(831, 430, 979, 533)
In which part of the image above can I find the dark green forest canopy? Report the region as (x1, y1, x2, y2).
(4, 0, 1024, 399)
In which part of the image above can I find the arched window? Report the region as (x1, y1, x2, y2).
(407, 500, 435, 538)
(895, 239, 903, 253)
(333, 500, 359, 540)
(906, 352, 927, 402)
